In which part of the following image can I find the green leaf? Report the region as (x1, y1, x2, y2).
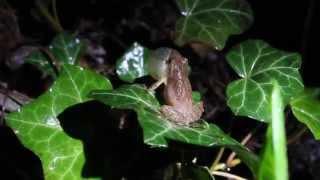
(50, 33, 86, 65)
(89, 84, 259, 174)
(6, 64, 112, 180)
(26, 33, 85, 78)
(258, 81, 288, 180)
(116, 42, 150, 83)
(175, 0, 253, 50)
(290, 89, 320, 139)
(226, 40, 303, 122)
(26, 51, 57, 78)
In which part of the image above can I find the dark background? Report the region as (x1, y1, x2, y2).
(1, 0, 319, 179)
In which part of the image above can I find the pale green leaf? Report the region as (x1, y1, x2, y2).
(89, 84, 259, 173)
(116, 42, 150, 83)
(226, 40, 303, 122)
(176, 0, 253, 49)
(6, 64, 112, 180)
(290, 89, 320, 139)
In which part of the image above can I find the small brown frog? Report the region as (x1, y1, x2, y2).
(149, 48, 204, 125)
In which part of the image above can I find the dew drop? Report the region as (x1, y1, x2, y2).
(75, 38, 80, 44)
(48, 157, 59, 171)
(14, 130, 19, 134)
(79, 67, 84, 71)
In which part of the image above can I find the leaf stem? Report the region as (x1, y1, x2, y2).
(39, 47, 60, 77)
(210, 147, 225, 171)
(226, 132, 252, 167)
(287, 126, 307, 145)
(211, 171, 247, 180)
(36, 0, 63, 32)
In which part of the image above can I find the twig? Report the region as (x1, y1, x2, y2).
(287, 126, 307, 145)
(226, 132, 252, 167)
(211, 171, 247, 180)
(36, 0, 63, 32)
(210, 147, 225, 171)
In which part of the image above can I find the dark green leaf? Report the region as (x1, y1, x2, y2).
(89, 84, 259, 173)
(116, 42, 150, 83)
(50, 33, 86, 65)
(26, 51, 57, 78)
(290, 89, 320, 139)
(226, 40, 303, 122)
(6, 64, 112, 180)
(25, 33, 86, 78)
(176, 0, 253, 50)
(258, 81, 288, 180)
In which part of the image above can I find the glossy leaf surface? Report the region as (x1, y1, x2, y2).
(90, 84, 259, 173)
(49, 33, 86, 65)
(258, 82, 288, 180)
(116, 42, 150, 83)
(26, 33, 85, 77)
(6, 65, 112, 180)
(291, 89, 320, 139)
(226, 40, 303, 122)
(176, 0, 253, 50)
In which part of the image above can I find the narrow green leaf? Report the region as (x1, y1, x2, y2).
(258, 81, 288, 180)
(176, 0, 253, 49)
(116, 42, 150, 83)
(226, 40, 303, 122)
(290, 89, 320, 139)
(90, 84, 259, 174)
(50, 33, 86, 65)
(6, 64, 112, 180)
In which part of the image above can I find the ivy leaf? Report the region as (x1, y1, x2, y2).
(290, 89, 320, 139)
(226, 40, 303, 122)
(6, 64, 112, 180)
(175, 0, 253, 50)
(49, 33, 86, 65)
(89, 84, 259, 174)
(258, 81, 288, 180)
(26, 33, 85, 77)
(26, 51, 57, 78)
(116, 42, 150, 83)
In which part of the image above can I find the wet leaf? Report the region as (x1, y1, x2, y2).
(90, 84, 259, 173)
(26, 33, 85, 78)
(290, 89, 320, 139)
(176, 0, 253, 50)
(26, 51, 57, 78)
(6, 64, 112, 180)
(226, 40, 303, 122)
(116, 42, 150, 83)
(49, 33, 86, 65)
(258, 81, 288, 180)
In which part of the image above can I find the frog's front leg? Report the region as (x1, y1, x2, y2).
(149, 77, 167, 91)
(191, 102, 204, 121)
